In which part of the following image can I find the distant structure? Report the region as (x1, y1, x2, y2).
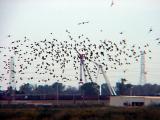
(139, 51, 147, 85)
(110, 96, 160, 107)
(74, 48, 89, 85)
(79, 53, 86, 85)
(9, 56, 16, 100)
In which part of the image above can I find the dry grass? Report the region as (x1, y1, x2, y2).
(0, 106, 160, 120)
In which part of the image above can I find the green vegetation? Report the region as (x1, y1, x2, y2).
(4, 82, 160, 97)
(0, 106, 160, 120)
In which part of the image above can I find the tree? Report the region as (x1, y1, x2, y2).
(80, 82, 100, 96)
(32, 82, 65, 95)
(6, 86, 13, 96)
(101, 83, 111, 96)
(63, 86, 79, 94)
(51, 82, 65, 94)
(124, 83, 133, 95)
(116, 78, 127, 95)
(19, 83, 33, 94)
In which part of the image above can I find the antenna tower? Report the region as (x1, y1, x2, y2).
(139, 51, 147, 85)
(9, 56, 16, 100)
(79, 53, 86, 85)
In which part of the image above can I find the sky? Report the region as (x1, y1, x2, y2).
(0, 0, 160, 90)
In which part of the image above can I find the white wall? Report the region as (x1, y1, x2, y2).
(110, 96, 160, 107)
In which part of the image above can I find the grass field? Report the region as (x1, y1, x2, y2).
(0, 100, 108, 106)
(0, 105, 160, 120)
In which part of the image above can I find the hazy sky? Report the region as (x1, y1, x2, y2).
(0, 0, 160, 89)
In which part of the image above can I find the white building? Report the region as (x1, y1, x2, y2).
(110, 96, 160, 107)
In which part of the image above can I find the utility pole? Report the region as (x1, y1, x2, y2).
(56, 80, 59, 105)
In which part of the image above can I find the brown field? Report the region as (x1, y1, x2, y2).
(0, 100, 108, 106)
(0, 101, 160, 120)
(0, 106, 160, 120)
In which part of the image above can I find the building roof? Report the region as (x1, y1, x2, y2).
(111, 96, 160, 99)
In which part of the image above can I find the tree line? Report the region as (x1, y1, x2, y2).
(2, 79, 160, 97)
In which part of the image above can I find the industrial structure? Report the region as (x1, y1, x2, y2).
(74, 47, 116, 96)
(74, 48, 92, 85)
(9, 56, 16, 100)
(110, 96, 160, 107)
(92, 61, 117, 96)
(139, 51, 147, 85)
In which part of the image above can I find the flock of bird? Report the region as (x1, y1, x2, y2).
(0, 26, 154, 87)
(0, 0, 159, 90)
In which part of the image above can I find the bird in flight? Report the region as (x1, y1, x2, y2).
(148, 27, 153, 33)
(110, 0, 114, 7)
(123, 69, 127, 73)
(7, 35, 11, 37)
(120, 32, 123, 35)
(77, 21, 89, 25)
